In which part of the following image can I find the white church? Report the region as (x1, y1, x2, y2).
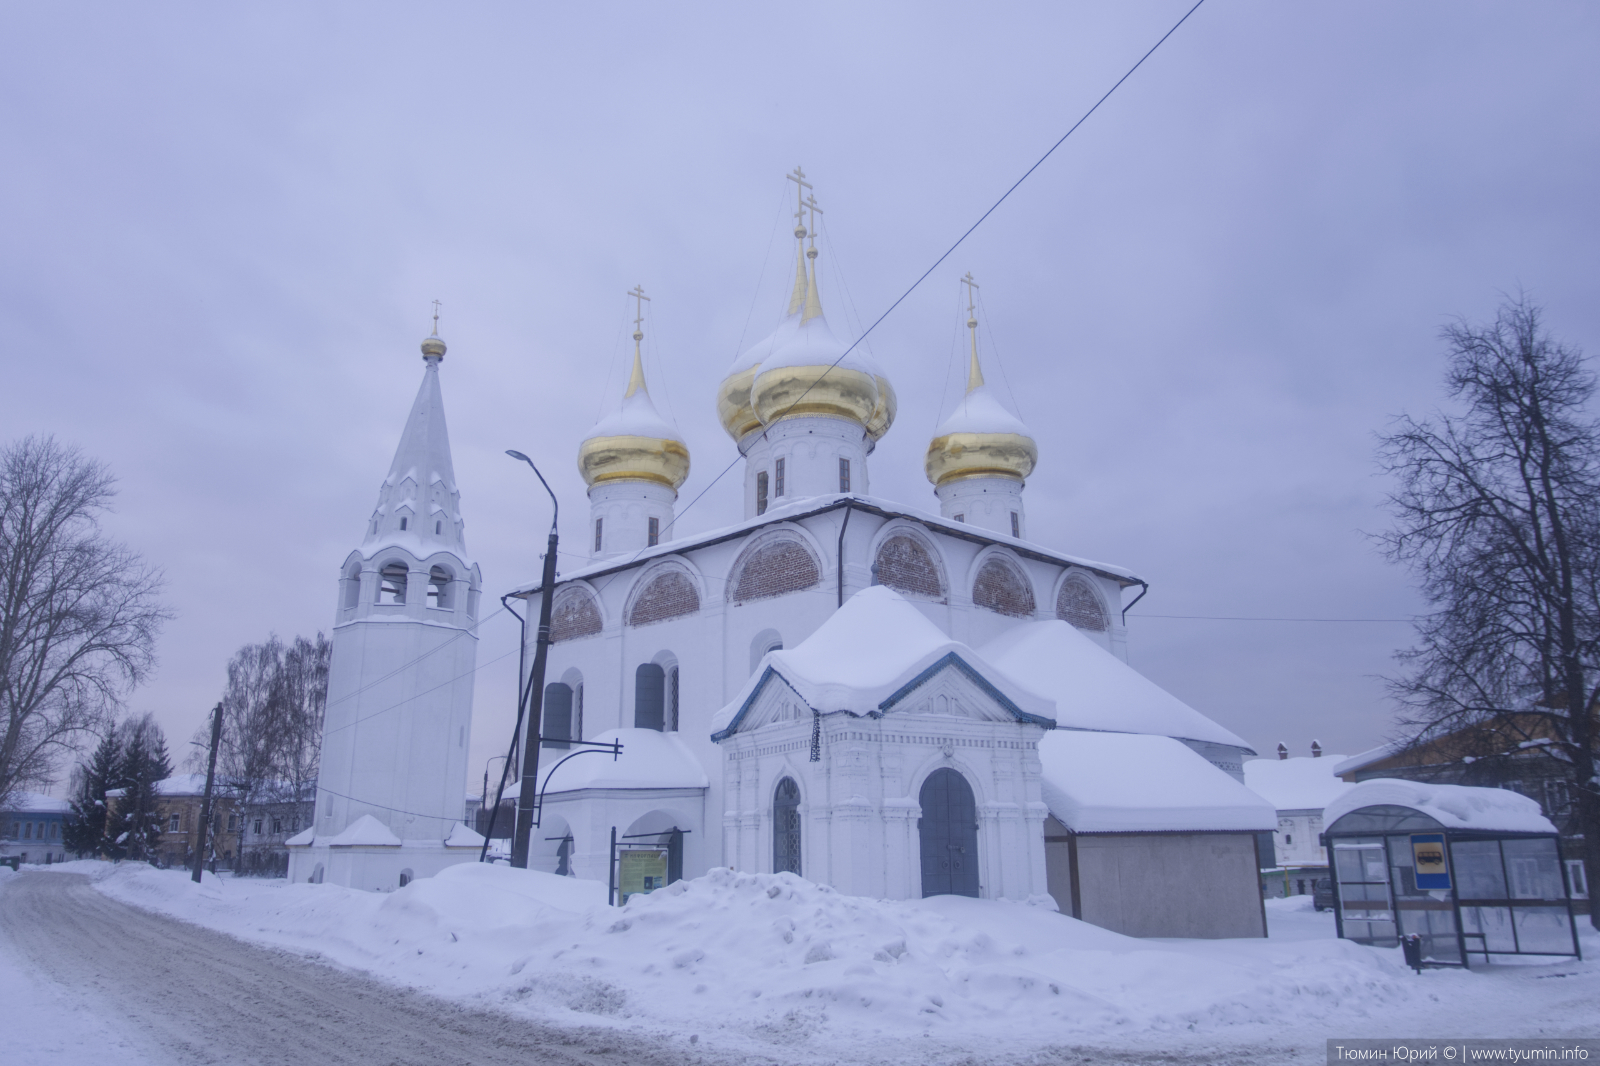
(291, 175, 1276, 938)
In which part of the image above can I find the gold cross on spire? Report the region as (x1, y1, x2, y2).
(786, 167, 812, 315)
(801, 191, 825, 323)
(787, 166, 812, 238)
(625, 284, 651, 398)
(804, 193, 824, 252)
(960, 273, 984, 392)
(430, 299, 442, 336)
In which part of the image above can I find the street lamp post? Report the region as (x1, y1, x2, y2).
(505, 449, 559, 870)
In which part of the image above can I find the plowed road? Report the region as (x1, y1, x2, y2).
(0, 872, 734, 1066)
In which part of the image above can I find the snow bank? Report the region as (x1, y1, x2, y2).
(1323, 779, 1557, 835)
(1040, 732, 1276, 832)
(1244, 755, 1355, 811)
(981, 620, 1253, 749)
(89, 859, 1428, 1054)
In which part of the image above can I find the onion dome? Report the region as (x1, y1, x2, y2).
(578, 316, 690, 491)
(925, 289, 1036, 486)
(717, 314, 797, 442)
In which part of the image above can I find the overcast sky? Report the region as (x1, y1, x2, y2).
(7, 2, 1598, 787)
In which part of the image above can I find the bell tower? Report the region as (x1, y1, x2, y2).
(290, 315, 484, 889)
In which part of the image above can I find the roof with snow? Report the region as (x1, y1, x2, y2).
(1040, 732, 1277, 833)
(444, 822, 486, 848)
(1243, 755, 1355, 811)
(980, 621, 1253, 751)
(1331, 742, 1404, 778)
(710, 586, 1054, 739)
(1323, 779, 1557, 836)
(105, 773, 217, 799)
(506, 494, 1142, 597)
(325, 814, 402, 847)
(531, 728, 709, 795)
(3, 791, 70, 813)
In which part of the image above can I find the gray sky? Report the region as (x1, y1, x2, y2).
(7, 2, 1598, 787)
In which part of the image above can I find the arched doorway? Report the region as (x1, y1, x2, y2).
(773, 777, 801, 875)
(919, 768, 979, 897)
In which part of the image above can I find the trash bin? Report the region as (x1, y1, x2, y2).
(1401, 933, 1424, 973)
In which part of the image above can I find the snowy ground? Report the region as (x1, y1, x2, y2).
(4, 861, 1597, 1065)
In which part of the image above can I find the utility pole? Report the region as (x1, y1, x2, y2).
(192, 702, 223, 885)
(506, 449, 559, 869)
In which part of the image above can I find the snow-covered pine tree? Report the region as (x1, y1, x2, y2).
(64, 726, 122, 856)
(106, 714, 172, 862)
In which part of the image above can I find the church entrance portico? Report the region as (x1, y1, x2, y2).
(918, 767, 980, 897)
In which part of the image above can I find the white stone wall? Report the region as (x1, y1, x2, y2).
(934, 475, 1025, 539)
(587, 480, 678, 560)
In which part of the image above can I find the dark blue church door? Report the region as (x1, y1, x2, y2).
(919, 768, 979, 898)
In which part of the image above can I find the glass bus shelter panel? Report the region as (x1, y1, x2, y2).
(1502, 838, 1564, 900)
(1513, 906, 1577, 954)
(1386, 835, 1462, 965)
(1451, 840, 1508, 899)
(1460, 905, 1518, 954)
(1334, 839, 1395, 943)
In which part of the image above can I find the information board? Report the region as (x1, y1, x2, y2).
(618, 848, 668, 904)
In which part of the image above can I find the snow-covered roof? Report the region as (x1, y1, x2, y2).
(1040, 732, 1277, 833)
(726, 313, 799, 376)
(1243, 755, 1355, 811)
(285, 827, 314, 847)
(326, 814, 402, 847)
(444, 822, 486, 848)
(106, 773, 217, 799)
(1331, 742, 1405, 778)
(980, 621, 1253, 751)
(933, 383, 1031, 439)
(1322, 779, 1557, 835)
(711, 586, 1054, 738)
(362, 356, 473, 566)
(583, 378, 683, 443)
(3, 791, 70, 813)
(533, 728, 709, 794)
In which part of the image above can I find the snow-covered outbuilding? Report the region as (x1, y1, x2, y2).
(1322, 779, 1581, 966)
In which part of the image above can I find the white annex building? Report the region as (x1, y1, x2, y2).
(294, 175, 1276, 936)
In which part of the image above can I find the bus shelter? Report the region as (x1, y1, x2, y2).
(1320, 779, 1581, 968)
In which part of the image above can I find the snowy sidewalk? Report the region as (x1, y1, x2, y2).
(20, 860, 1600, 1065)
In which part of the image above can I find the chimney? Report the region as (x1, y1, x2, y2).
(1277, 742, 1288, 761)
(1311, 740, 1323, 758)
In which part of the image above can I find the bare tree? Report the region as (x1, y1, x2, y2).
(1378, 295, 1600, 926)
(0, 436, 169, 810)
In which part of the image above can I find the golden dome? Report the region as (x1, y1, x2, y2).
(925, 286, 1035, 486)
(579, 325, 690, 491)
(717, 363, 762, 441)
(750, 250, 879, 430)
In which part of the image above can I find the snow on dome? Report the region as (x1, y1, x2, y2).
(980, 621, 1252, 750)
(325, 814, 403, 847)
(751, 314, 879, 429)
(1243, 755, 1355, 811)
(1322, 778, 1557, 835)
(933, 384, 1032, 439)
(537, 728, 709, 793)
(717, 315, 800, 440)
(583, 383, 683, 445)
(1040, 732, 1277, 833)
(711, 585, 1053, 737)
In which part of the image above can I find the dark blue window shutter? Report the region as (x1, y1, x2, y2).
(542, 683, 573, 749)
(635, 663, 666, 731)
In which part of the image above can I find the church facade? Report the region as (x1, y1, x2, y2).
(294, 175, 1273, 934)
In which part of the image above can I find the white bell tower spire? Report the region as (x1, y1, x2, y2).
(289, 314, 485, 890)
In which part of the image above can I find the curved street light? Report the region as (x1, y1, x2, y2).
(503, 449, 559, 870)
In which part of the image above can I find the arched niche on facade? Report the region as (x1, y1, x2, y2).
(341, 555, 363, 610)
(550, 583, 604, 642)
(626, 562, 702, 627)
(870, 526, 947, 602)
(749, 627, 783, 675)
(426, 564, 455, 610)
(728, 529, 822, 605)
(1055, 572, 1109, 632)
(970, 551, 1036, 618)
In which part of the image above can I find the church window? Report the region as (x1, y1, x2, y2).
(756, 472, 769, 515)
(1055, 575, 1109, 632)
(648, 517, 660, 547)
(594, 518, 603, 553)
(872, 534, 944, 601)
(342, 565, 361, 610)
(435, 520, 442, 535)
(428, 566, 453, 609)
(839, 458, 850, 493)
(953, 514, 964, 523)
(635, 663, 666, 731)
(774, 777, 801, 876)
(774, 458, 785, 498)
(551, 588, 603, 641)
(973, 556, 1035, 617)
(1010, 512, 1020, 538)
(378, 562, 408, 605)
(398, 869, 413, 888)
(627, 570, 700, 627)
(666, 666, 680, 732)
(168, 814, 180, 833)
(400, 517, 408, 531)
(542, 683, 573, 749)
(730, 538, 821, 604)
(574, 684, 584, 741)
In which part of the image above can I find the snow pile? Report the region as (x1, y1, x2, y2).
(1323, 779, 1557, 835)
(1040, 732, 1277, 832)
(1244, 754, 1355, 811)
(88, 860, 1427, 1051)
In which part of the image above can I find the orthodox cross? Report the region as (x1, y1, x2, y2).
(804, 193, 824, 249)
(787, 166, 812, 236)
(628, 284, 650, 342)
(430, 299, 442, 335)
(961, 272, 980, 321)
